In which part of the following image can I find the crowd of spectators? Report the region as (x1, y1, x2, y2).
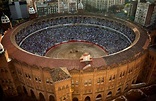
(15, 16, 136, 56)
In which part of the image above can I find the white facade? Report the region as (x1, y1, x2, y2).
(134, 2, 156, 26)
(58, 0, 78, 13)
(134, 2, 149, 26)
(82, 0, 125, 11)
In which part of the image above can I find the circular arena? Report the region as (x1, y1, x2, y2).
(2, 13, 150, 101)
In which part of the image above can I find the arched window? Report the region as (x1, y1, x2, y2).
(75, 80, 79, 85)
(120, 73, 122, 77)
(97, 78, 100, 83)
(85, 96, 91, 101)
(66, 85, 69, 88)
(107, 91, 112, 98)
(88, 79, 91, 85)
(123, 71, 125, 76)
(62, 86, 65, 90)
(96, 94, 102, 101)
(113, 75, 115, 79)
(58, 87, 61, 91)
(84, 80, 87, 86)
(49, 95, 55, 101)
(101, 77, 104, 83)
(72, 97, 78, 101)
(109, 76, 112, 81)
(117, 88, 121, 94)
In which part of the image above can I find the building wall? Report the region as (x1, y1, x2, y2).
(37, 2, 58, 16)
(0, 14, 150, 101)
(9, 1, 29, 19)
(0, 51, 18, 97)
(127, 1, 137, 19)
(70, 53, 146, 101)
(82, 0, 125, 11)
(145, 46, 156, 84)
(2, 51, 146, 101)
(134, 2, 149, 26)
(135, 2, 156, 27)
(54, 79, 72, 101)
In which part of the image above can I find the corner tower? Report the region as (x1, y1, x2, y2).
(0, 42, 18, 97)
(1, 14, 12, 33)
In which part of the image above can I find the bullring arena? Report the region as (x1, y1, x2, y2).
(1, 13, 150, 101)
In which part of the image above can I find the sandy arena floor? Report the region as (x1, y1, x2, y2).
(45, 42, 107, 59)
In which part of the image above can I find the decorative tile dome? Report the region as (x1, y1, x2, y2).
(78, 2, 84, 9)
(28, 7, 36, 14)
(1, 14, 10, 24)
(0, 43, 4, 54)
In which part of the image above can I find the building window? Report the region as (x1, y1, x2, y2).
(97, 78, 100, 84)
(46, 79, 49, 84)
(84, 80, 87, 86)
(101, 77, 104, 82)
(75, 80, 79, 86)
(88, 79, 91, 86)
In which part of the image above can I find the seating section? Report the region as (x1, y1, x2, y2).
(15, 16, 135, 56)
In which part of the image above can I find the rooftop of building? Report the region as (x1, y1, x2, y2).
(50, 67, 71, 82)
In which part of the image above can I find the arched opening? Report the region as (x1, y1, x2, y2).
(132, 79, 135, 84)
(0, 85, 3, 101)
(58, 87, 61, 91)
(73, 97, 78, 101)
(96, 94, 102, 101)
(30, 90, 37, 100)
(17, 86, 23, 95)
(107, 91, 112, 98)
(117, 88, 121, 94)
(66, 85, 69, 89)
(49, 95, 55, 101)
(113, 75, 115, 79)
(63, 97, 66, 101)
(85, 96, 91, 101)
(39, 93, 46, 101)
(23, 86, 28, 95)
(62, 86, 65, 90)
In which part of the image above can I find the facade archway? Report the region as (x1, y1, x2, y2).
(49, 95, 55, 101)
(23, 86, 28, 95)
(0, 85, 3, 100)
(30, 89, 37, 100)
(96, 94, 102, 101)
(17, 86, 23, 95)
(84, 96, 91, 101)
(73, 97, 78, 101)
(39, 92, 46, 101)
